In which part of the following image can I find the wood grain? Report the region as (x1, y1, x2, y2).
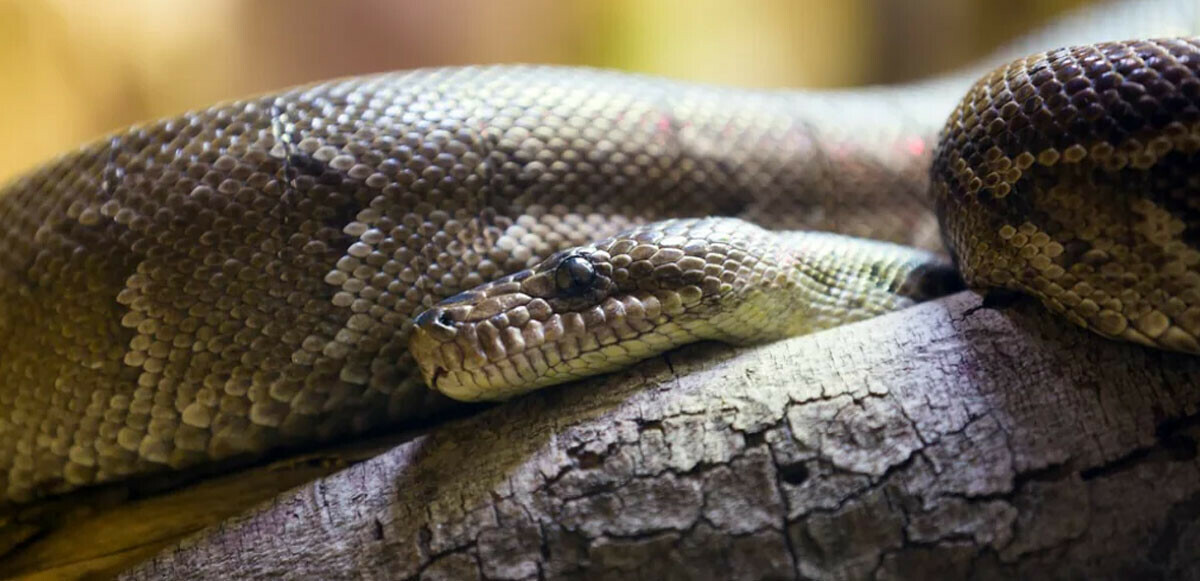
(78, 291, 1200, 579)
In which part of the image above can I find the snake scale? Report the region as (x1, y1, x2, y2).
(0, 0, 1198, 506)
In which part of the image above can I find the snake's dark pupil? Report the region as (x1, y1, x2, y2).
(556, 255, 596, 292)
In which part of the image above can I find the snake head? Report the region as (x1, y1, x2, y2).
(409, 245, 640, 401)
(409, 218, 762, 401)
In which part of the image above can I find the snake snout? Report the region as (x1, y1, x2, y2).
(413, 306, 459, 340)
(410, 306, 463, 392)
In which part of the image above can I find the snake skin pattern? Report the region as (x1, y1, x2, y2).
(936, 38, 1200, 351)
(0, 0, 1196, 504)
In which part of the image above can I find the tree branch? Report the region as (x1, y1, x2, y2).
(14, 292, 1200, 579)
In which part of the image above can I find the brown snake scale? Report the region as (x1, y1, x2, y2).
(0, 0, 1197, 505)
(937, 38, 1200, 351)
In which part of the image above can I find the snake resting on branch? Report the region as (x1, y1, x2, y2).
(0, 0, 1198, 507)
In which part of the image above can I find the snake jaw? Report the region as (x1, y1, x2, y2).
(409, 313, 448, 393)
(408, 249, 628, 401)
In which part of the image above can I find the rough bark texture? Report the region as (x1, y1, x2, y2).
(20, 292, 1200, 579)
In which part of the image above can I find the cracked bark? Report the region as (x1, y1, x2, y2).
(17, 292, 1200, 579)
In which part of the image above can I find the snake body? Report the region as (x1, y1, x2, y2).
(0, 1, 1197, 504)
(937, 38, 1200, 351)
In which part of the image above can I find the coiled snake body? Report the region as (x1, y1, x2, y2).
(0, 1, 1198, 504)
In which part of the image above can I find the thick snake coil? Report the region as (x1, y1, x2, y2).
(0, 3, 1197, 505)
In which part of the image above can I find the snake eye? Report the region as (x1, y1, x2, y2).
(554, 254, 596, 295)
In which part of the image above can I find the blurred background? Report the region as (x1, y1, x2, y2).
(0, 0, 1105, 183)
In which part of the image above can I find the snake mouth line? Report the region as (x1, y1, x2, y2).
(430, 366, 448, 391)
(411, 301, 697, 401)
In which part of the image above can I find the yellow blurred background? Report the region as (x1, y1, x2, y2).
(0, 0, 1095, 183)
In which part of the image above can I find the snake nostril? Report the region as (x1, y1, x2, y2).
(414, 307, 456, 332)
(413, 308, 459, 342)
(413, 308, 436, 328)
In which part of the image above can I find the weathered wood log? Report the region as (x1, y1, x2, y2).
(13, 291, 1200, 579)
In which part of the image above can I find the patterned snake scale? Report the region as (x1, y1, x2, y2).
(0, 0, 1197, 504)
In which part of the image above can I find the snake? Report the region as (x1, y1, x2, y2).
(0, 0, 1197, 507)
